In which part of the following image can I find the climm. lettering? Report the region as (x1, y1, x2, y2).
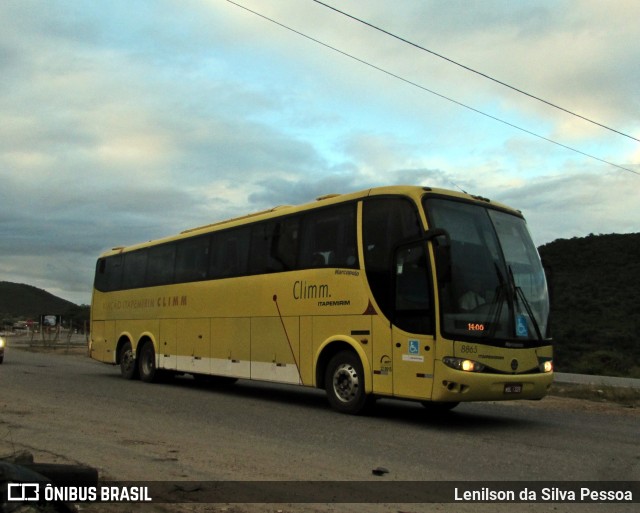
(157, 295, 187, 307)
(293, 280, 329, 300)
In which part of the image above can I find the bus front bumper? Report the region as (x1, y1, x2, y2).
(431, 360, 554, 402)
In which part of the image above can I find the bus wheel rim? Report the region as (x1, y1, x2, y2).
(122, 349, 134, 372)
(332, 363, 359, 403)
(142, 348, 154, 375)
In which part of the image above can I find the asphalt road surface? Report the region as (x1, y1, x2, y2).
(1, 347, 638, 513)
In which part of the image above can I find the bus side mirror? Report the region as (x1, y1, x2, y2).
(425, 229, 452, 283)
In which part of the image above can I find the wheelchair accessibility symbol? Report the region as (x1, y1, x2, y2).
(408, 339, 420, 355)
(516, 314, 529, 337)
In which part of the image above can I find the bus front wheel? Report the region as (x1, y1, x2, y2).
(138, 341, 157, 383)
(119, 341, 138, 380)
(324, 350, 372, 415)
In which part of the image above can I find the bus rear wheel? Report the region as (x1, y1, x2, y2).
(119, 341, 137, 380)
(325, 350, 372, 415)
(138, 341, 157, 383)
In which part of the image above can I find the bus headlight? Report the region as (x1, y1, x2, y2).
(443, 357, 485, 373)
(0, 338, 5, 348)
(537, 357, 553, 373)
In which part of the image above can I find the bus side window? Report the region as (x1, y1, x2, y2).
(94, 258, 107, 291)
(213, 227, 250, 278)
(107, 256, 123, 291)
(175, 235, 210, 282)
(272, 217, 300, 271)
(122, 250, 148, 290)
(95, 255, 123, 292)
(363, 197, 424, 323)
(299, 204, 358, 269)
(249, 222, 280, 274)
(146, 243, 176, 286)
(247, 217, 301, 274)
(394, 243, 433, 334)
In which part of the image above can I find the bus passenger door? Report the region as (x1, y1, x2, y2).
(391, 328, 434, 400)
(391, 243, 435, 400)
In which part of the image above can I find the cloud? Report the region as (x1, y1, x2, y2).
(1, 0, 638, 304)
(494, 169, 640, 244)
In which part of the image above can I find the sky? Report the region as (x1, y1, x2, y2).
(1, 0, 639, 305)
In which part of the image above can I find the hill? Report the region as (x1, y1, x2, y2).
(2, 232, 638, 377)
(0, 281, 82, 324)
(538, 233, 640, 378)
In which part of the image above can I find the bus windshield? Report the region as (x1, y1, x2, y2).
(424, 197, 550, 346)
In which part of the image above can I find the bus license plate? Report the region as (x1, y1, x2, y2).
(504, 384, 523, 394)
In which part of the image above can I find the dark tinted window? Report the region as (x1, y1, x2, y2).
(94, 255, 123, 292)
(95, 202, 359, 292)
(249, 218, 300, 274)
(175, 236, 210, 282)
(273, 217, 300, 271)
(211, 227, 251, 278)
(250, 222, 280, 274)
(363, 197, 424, 323)
(122, 250, 147, 289)
(394, 243, 433, 334)
(363, 197, 421, 271)
(146, 244, 176, 286)
(299, 204, 358, 269)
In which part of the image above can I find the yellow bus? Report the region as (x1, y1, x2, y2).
(90, 185, 553, 414)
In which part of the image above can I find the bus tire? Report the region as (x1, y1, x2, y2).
(138, 341, 157, 383)
(324, 350, 372, 415)
(119, 341, 138, 380)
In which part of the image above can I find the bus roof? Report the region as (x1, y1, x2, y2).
(98, 185, 517, 258)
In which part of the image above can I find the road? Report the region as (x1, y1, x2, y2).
(1, 346, 638, 512)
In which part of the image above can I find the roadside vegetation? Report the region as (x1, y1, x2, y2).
(538, 232, 640, 378)
(2, 232, 639, 377)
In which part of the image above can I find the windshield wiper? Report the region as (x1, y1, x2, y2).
(483, 263, 509, 339)
(508, 265, 543, 341)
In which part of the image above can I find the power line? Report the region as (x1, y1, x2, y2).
(225, 1, 640, 177)
(312, 0, 640, 144)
